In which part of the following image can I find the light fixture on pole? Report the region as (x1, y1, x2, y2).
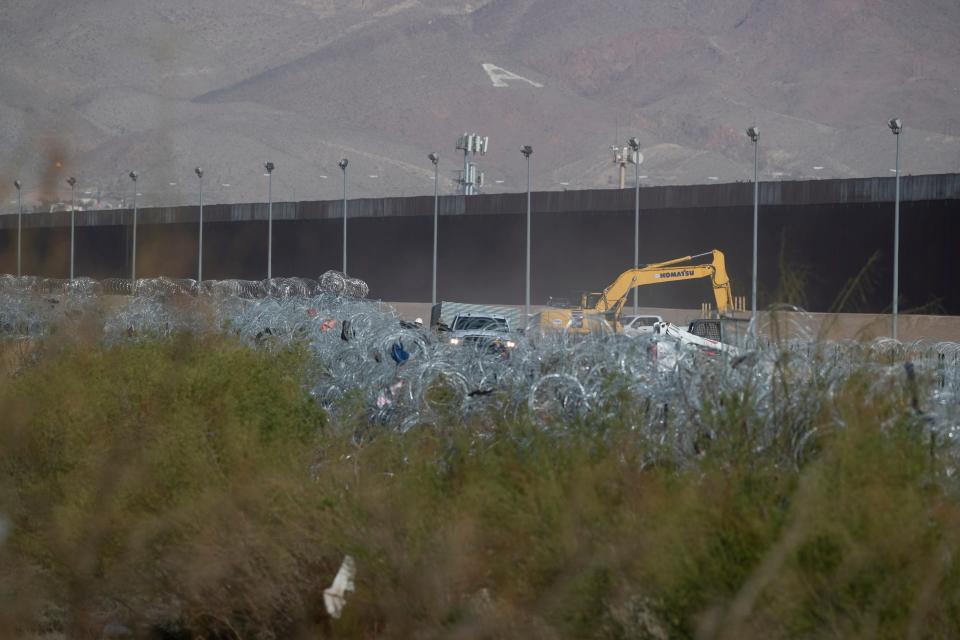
(14, 180, 22, 277)
(338, 158, 349, 275)
(129, 171, 138, 289)
(521, 145, 533, 327)
(746, 126, 760, 331)
(888, 117, 902, 340)
(66, 177, 77, 280)
(429, 152, 440, 305)
(627, 137, 644, 316)
(195, 167, 204, 283)
(264, 162, 274, 280)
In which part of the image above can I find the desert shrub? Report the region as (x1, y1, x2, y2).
(0, 334, 329, 637)
(1, 335, 958, 639)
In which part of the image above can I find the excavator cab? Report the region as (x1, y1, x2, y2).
(540, 249, 738, 336)
(581, 292, 604, 308)
(687, 317, 750, 348)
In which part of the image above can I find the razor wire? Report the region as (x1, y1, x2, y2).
(1, 272, 959, 470)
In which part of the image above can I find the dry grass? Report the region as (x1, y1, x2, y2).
(0, 333, 957, 639)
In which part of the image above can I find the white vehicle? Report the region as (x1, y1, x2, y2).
(447, 313, 517, 351)
(621, 314, 663, 337)
(651, 321, 740, 370)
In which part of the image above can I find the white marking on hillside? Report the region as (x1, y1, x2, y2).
(482, 63, 543, 88)
(374, 0, 419, 19)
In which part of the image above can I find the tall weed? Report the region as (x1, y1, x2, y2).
(0, 335, 957, 639)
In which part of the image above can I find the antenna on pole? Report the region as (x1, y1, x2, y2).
(455, 133, 488, 195)
(611, 144, 629, 189)
(610, 139, 642, 189)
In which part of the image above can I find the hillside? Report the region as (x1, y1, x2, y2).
(1, 0, 958, 208)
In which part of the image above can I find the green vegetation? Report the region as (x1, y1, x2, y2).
(0, 335, 958, 639)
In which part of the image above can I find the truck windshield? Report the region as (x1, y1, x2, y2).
(454, 317, 508, 332)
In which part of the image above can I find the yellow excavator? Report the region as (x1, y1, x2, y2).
(538, 250, 735, 334)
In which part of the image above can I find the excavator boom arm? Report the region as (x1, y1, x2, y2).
(595, 250, 734, 315)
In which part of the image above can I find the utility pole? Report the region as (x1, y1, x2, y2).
(67, 177, 77, 280)
(888, 118, 902, 340)
(14, 180, 22, 277)
(429, 152, 440, 305)
(265, 162, 274, 280)
(747, 127, 760, 332)
(521, 145, 533, 328)
(627, 138, 644, 316)
(195, 167, 204, 283)
(338, 158, 349, 275)
(129, 171, 138, 289)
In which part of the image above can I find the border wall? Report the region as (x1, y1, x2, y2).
(1, 174, 958, 314)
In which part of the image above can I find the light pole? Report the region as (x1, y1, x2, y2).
(338, 158, 349, 275)
(265, 162, 274, 280)
(627, 137, 644, 316)
(747, 126, 760, 330)
(429, 152, 440, 305)
(67, 177, 77, 280)
(195, 167, 204, 283)
(521, 145, 533, 327)
(129, 171, 138, 288)
(14, 180, 22, 277)
(889, 118, 902, 340)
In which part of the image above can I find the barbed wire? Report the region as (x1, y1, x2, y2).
(1, 272, 958, 470)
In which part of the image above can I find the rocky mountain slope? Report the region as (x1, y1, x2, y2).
(1, 0, 958, 208)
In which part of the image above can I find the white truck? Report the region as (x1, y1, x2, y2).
(621, 314, 664, 337)
(446, 312, 517, 352)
